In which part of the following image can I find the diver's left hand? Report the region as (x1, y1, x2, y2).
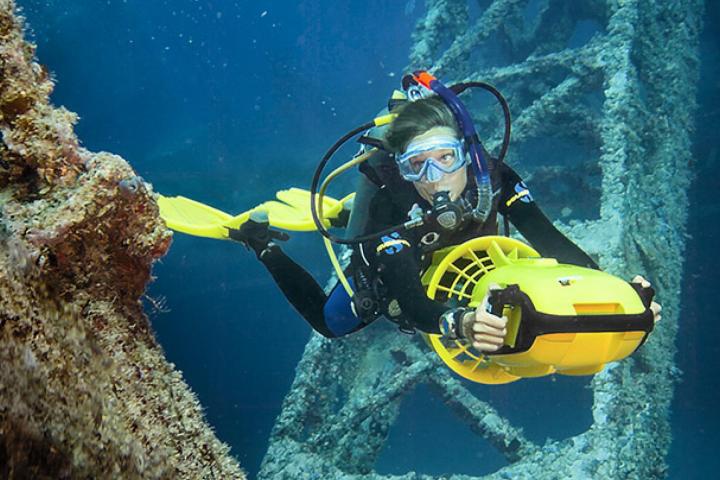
(632, 275, 662, 323)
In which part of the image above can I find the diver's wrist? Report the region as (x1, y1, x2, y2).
(439, 308, 471, 340)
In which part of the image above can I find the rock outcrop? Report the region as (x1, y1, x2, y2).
(0, 2, 245, 478)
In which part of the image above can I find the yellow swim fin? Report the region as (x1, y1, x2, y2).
(271, 188, 353, 231)
(157, 188, 354, 240)
(156, 194, 241, 239)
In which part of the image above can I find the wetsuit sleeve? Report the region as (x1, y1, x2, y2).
(498, 164, 599, 270)
(251, 173, 384, 339)
(257, 244, 336, 337)
(363, 232, 446, 334)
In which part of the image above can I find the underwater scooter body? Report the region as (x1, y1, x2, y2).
(421, 235, 655, 384)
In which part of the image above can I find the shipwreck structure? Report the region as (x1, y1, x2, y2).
(0, 1, 245, 478)
(0, 0, 703, 478)
(259, 0, 702, 479)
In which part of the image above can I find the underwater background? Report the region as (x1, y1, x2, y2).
(16, 0, 718, 478)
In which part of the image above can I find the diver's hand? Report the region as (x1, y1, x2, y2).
(461, 294, 508, 353)
(632, 275, 662, 323)
(226, 216, 289, 255)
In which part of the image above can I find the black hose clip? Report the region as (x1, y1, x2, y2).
(351, 266, 380, 324)
(352, 289, 379, 324)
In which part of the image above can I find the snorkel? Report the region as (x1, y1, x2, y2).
(404, 71, 493, 222)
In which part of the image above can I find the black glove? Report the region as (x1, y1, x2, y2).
(226, 212, 289, 255)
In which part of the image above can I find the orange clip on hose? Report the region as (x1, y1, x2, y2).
(413, 70, 436, 89)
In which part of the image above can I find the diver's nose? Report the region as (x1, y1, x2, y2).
(424, 164, 445, 183)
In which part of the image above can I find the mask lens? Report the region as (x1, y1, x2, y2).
(409, 156, 429, 173)
(435, 150, 456, 166)
(397, 137, 466, 182)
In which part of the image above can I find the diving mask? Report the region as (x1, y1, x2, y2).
(396, 136, 468, 183)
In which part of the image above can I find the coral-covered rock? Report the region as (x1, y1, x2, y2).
(0, 1, 244, 478)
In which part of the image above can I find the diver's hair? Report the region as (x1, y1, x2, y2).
(383, 96, 460, 154)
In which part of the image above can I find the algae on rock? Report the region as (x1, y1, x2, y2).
(0, 1, 245, 478)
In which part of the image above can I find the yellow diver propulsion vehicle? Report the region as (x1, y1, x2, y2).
(421, 236, 655, 384)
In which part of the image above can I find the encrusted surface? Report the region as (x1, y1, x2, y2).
(260, 0, 702, 478)
(0, 2, 244, 478)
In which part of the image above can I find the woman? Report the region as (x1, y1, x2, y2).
(230, 96, 661, 351)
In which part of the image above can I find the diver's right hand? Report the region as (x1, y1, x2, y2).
(226, 215, 289, 255)
(461, 295, 508, 353)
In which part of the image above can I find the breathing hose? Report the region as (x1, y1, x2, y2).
(310, 116, 416, 245)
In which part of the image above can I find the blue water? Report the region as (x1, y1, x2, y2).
(17, 1, 719, 478)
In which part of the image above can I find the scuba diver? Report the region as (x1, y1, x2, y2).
(224, 72, 662, 353)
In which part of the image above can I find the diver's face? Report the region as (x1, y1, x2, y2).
(406, 127, 468, 203)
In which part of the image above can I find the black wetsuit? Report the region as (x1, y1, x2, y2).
(256, 153, 598, 338)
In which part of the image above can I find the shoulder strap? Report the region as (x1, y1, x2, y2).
(358, 150, 404, 189)
(358, 159, 385, 188)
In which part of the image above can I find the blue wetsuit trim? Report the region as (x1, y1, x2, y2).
(323, 278, 362, 336)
